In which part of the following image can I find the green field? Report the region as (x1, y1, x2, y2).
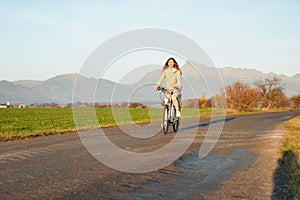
(0, 107, 212, 141)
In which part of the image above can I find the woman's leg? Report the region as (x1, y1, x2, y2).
(171, 93, 180, 117)
(172, 94, 179, 110)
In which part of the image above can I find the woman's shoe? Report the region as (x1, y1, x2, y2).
(176, 110, 181, 118)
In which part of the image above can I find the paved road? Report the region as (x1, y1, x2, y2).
(1, 111, 299, 199)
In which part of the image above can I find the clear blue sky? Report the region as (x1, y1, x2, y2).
(0, 0, 299, 81)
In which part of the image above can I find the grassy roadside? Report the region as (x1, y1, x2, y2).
(282, 116, 300, 199)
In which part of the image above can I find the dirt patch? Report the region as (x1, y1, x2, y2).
(202, 125, 292, 199)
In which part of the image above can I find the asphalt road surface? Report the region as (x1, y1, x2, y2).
(1, 110, 299, 199)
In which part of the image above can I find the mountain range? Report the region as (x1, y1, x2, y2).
(1, 61, 299, 105)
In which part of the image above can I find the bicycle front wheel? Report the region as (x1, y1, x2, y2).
(163, 106, 169, 134)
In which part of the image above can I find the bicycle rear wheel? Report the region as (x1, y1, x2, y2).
(163, 106, 169, 134)
(173, 109, 180, 132)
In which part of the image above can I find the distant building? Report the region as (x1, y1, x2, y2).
(0, 104, 7, 108)
(0, 101, 11, 108)
(12, 104, 26, 108)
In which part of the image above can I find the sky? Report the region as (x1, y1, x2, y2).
(0, 0, 300, 82)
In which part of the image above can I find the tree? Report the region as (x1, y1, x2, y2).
(198, 93, 208, 108)
(291, 94, 300, 109)
(208, 93, 226, 109)
(225, 81, 259, 112)
(272, 88, 290, 108)
(254, 76, 287, 110)
(182, 99, 198, 108)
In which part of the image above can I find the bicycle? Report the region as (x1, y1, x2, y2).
(156, 87, 181, 134)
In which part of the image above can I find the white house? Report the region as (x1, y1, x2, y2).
(0, 101, 10, 108)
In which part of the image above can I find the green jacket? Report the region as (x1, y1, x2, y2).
(156, 68, 182, 91)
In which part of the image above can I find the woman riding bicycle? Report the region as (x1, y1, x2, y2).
(155, 57, 182, 117)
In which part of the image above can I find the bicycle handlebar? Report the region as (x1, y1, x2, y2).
(156, 86, 166, 92)
(157, 87, 175, 96)
(157, 86, 181, 92)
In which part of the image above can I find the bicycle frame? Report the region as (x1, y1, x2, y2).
(165, 93, 175, 122)
(157, 87, 180, 134)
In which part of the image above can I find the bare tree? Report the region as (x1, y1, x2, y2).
(182, 99, 198, 108)
(254, 76, 286, 110)
(225, 81, 259, 112)
(291, 93, 300, 109)
(209, 93, 226, 109)
(198, 93, 208, 108)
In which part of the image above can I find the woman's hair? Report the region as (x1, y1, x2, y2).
(163, 57, 182, 75)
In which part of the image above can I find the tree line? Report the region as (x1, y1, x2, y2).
(181, 75, 300, 112)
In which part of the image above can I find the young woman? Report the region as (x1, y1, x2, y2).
(155, 57, 182, 117)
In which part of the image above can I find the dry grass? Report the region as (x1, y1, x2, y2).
(283, 115, 300, 199)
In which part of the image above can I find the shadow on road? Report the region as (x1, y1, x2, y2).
(180, 117, 236, 131)
(272, 150, 297, 199)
